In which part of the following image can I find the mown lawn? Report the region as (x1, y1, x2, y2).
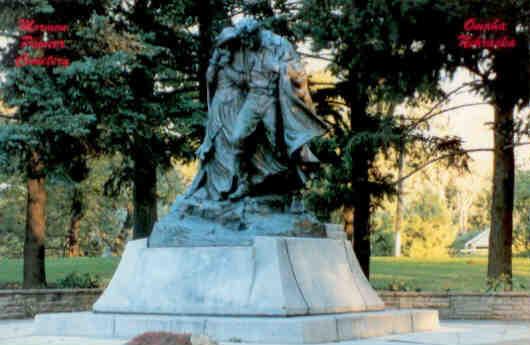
(0, 256, 120, 288)
(1, 255, 530, 292)
(371, 256, 530, 292)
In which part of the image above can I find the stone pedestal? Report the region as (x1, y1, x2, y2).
(94, 237, 384, 315)
(34, 236, 439, 342)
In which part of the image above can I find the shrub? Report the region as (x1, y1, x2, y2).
(384, 279, 421, 292)
(0, 282, 21, 289)
(485, 275, 529, 292)
(56, 272, 102, 289)
(401, 190, 457, 258)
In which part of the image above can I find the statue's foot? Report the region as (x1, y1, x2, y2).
(228, 183, 250, 201)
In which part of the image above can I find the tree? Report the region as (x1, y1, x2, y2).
(23, 151, 47, 287)
(93, 0, 235, 239)
(0, 0, 200, 284)
(468, 187, 491, 232)
(0, 173, 26, 259)
(401, 187, 457, 258)
(64, 158, 89, 257)
(448, 2, 530, 289)
(0, 0, 112, 286)
(197, 0, 231, 104)
(299, 0, 469, 277)
(393, 124, 405, 257)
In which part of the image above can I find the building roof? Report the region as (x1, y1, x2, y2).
(464, 229, 490, 249)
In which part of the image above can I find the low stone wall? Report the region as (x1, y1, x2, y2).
(380, 291, 530, 320)
(2, 289, 530, 320)
(0, 289, 102, 320)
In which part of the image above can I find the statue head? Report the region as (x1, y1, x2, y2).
(234, 18, 262, 50)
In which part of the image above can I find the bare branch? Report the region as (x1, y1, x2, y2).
(407, 102, 488, 129)
(299, 52, 334, 62)
(512, 142, 530, 149)
(393, 148, 493, 185)
(392, 141, 530, 185)
(405, 81, 480, 129)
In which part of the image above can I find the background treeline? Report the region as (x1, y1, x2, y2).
(0, 0, 528, 291)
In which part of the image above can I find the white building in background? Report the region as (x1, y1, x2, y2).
(462, 229, 490, 254)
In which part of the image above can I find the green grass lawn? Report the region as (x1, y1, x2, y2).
(0, 256, 120, 288)
(1, 255, 530, 292)
(371, 256, 530, 292)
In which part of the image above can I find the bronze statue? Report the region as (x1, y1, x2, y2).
(187, 18, 327, 201)
(149, 18, 328, 247)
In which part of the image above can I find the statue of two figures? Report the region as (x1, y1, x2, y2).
(149, 18, 329, 247)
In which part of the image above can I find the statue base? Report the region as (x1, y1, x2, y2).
(34, 309, 439, 343)
(148, 195, 326, 247)
(34, 237, 438, 342)
(94, 237, 385, 315)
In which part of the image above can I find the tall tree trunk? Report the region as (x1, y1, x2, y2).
(347, 67, 372, 278)
(348, 0, 372, 278)
(198, 0, 229, 104)
(488, 102, 514, 290)
(127, 3, 158, 241)
(353, 163, 371, 278)
(198, 0, 214, 105)
(133, 147, 158, 239)
(115, 202, 134, 255)
(350, 96, 371, 278)
(343, 205, 354, 242)
(66, 185, 83, 257)
(394, 143, 405, 257)
(23, 151, 47, 288)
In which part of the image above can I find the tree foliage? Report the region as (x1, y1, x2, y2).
(298, 0, 472, 275)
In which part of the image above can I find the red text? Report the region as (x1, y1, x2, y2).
(464, 18, 508, 32)
(15, 53, 70, 67)
(458, 34, 517, 49)
(18, 19, 68, 32)
(20, 35, 65, 49)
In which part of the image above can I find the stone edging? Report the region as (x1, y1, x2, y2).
(1, 289, 530, 320)
(0, 288, 104, 295)
(379, 291, 530, 297)
(0, 288, 103, 320)
(379, 291, 530, 320)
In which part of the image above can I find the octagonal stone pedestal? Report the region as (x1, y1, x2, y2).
(34, 237, 439, 343)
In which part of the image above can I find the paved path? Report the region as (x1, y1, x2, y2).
(0, 319, 124, 345)
(352, 320, 530, 345)
(0, 319, 529, 345)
